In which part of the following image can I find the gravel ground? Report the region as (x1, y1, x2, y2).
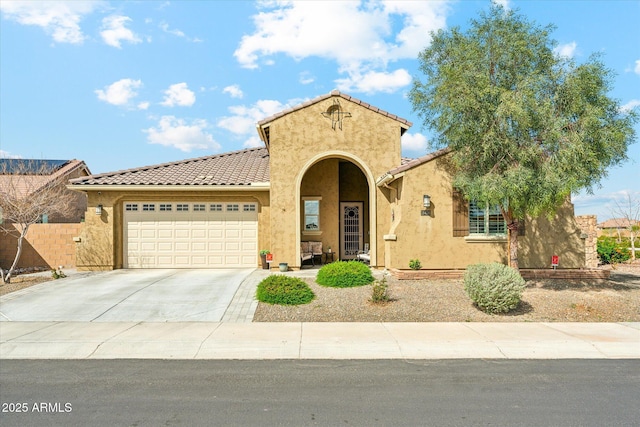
(3, 262, 639, 322)
(253, 261, 640, 323)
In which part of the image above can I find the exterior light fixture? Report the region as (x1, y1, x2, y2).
(421, 195, 431, 216)
(96, 204, 103, 215)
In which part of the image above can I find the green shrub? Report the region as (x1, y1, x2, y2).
(371, 276, 390, 303)
(409, 259, 422, 270)
(597, 236, 631, 264)
(463, 263, 526, 314)
(256, 275, 315, 305)
(316, 261, 374, 288)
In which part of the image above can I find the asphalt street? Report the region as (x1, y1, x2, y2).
(1, 359, 638, 426)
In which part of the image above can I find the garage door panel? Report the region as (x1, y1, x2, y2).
(175, 242, 190, 251)
(125, 201, 257, 268)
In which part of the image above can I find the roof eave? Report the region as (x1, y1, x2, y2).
(67, 183, 271, 192)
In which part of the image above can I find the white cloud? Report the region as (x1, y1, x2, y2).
(620, 99, 640, 113)
(492, 0, 510, 10)
(0, 0, 101, 44)
(234, 1, 448, 94)
(554, 41, 577, 58)
(144, 116, 220, 152)
(573, 190, 640, 221)
(299, 71, 315, 85)
(161, 83, 196, 107)
(159, 22, 185, 38)
(100, 15, 141, 48)
(95, 78, 142, 106)
(635, 59, 640, 75)
(218, 99, 287, 136)
(137, 101, 150, 110)
(401, 132, 429, 152)
(223, 85, 244, 99)
(336, 69, 412, 94)
(243, 136, 264, 148)
(0, 150, 23, 159)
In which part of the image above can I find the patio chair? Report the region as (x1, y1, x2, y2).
(356, 243, 370, 264)
(301, 241, 315, 267)
(309, 241, 323, 265)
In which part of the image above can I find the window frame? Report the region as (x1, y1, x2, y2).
(468, 201, 506, 237)
(302, 197, 321, 233)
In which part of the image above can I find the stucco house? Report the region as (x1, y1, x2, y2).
(69, 91, 589, 271)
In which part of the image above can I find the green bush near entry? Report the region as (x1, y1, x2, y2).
(316, 261, 374, 288)
(463, 263, 525, 314)
(256, 275, 315, 305)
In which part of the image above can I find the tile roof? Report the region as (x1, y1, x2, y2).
(257, 90, 412, 128)
(70, 147, 270, 187)
(0, 159, 89, 197)
(387, 147, 451, 176)
(598, 218, 640, 229)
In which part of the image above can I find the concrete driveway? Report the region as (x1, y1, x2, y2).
(0, 269, 254, 322)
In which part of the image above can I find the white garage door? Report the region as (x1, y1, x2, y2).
(124, 202, 258, 268)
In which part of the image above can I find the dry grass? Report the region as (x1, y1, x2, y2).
(254, 261, 640, 323)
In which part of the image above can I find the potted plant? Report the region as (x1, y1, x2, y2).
(259, 249, 271, 270)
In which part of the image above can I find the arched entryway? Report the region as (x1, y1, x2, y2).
(295, 151, 376, 266)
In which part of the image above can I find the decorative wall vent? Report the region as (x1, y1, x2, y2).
(322, 99, 351, 130)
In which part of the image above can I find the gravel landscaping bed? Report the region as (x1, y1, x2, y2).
(253, 261, 640, 323)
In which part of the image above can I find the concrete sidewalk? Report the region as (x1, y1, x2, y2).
(1, 321, 638, 359)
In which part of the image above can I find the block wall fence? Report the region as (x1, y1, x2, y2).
(0, 223, 81, 270)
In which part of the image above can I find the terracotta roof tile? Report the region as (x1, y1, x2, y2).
(598, 218, 640, 229)
(70, 147, 269, 187)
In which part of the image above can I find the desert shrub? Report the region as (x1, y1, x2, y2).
(463, 263, 525, 314)
(597, 236, 631, 264)
(409, 259, 422, 270)
(256, 275, 315, 305)
(316, 261, 374, 288)
(370, 276, 390, 303)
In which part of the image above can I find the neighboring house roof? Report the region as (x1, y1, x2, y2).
(0, 159, 90, 197)
(70, 147, 270, 187)
(598, 218, 640, 229)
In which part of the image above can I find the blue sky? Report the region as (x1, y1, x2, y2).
(1, 0, 638, 221)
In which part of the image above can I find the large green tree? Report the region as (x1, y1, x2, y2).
(410, 5, 637, 269)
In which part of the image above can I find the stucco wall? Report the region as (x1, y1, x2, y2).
(386, 155, 587, 269)
(75, 190, 270, 270)
(266, 96, 404, 268)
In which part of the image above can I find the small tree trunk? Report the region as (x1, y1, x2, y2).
(507, 220, 519, 270)
(3, 224, 29, 284)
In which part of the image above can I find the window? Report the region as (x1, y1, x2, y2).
(243, 204, 256, 212)
(159, 204, 172, 211)
(142, 204, 155, 211)
(227, 204, 239, 212)
(193, 204, 206, 211)
(469, 201, 506, 235)
(176, 204, 189, 212)
(210, 204, 222, 211)
(304, 199, 320, 231)
(125, 203, 138, 211)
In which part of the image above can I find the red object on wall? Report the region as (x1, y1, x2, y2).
(551, 255, 559, 267)
(266, 253, 273, 262)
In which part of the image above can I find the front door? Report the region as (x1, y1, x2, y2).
(340, 202, 363, 260)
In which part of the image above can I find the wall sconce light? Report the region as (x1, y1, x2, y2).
(95, 204, 103, 215)
(421, 195, 431, 216)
